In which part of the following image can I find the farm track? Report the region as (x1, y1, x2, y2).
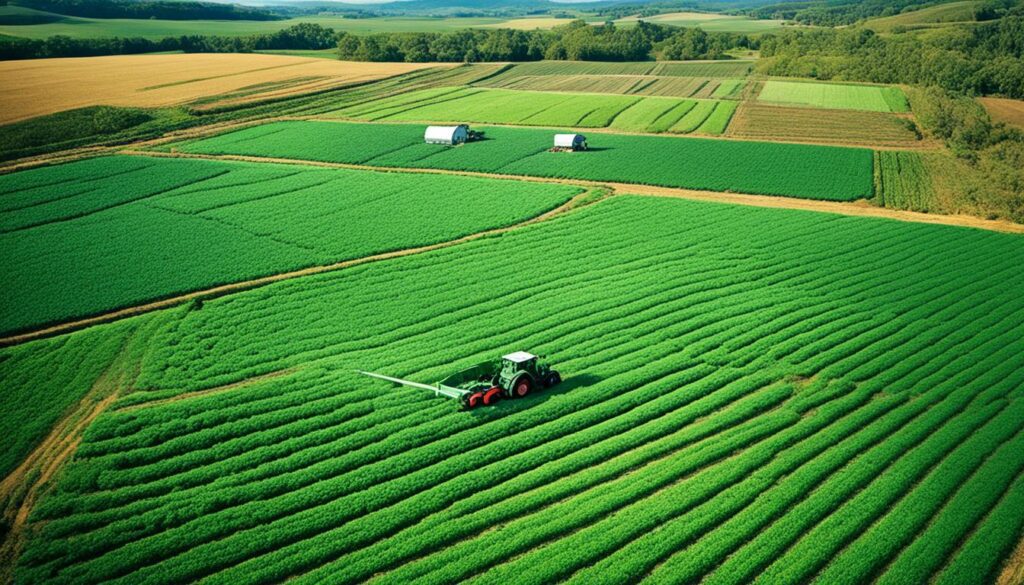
(0, 335, 135, 583)
(0, 187, 603, 347)
(998, 536, 1024, 585)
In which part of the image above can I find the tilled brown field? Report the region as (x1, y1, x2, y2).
(726, 102, 931, 148)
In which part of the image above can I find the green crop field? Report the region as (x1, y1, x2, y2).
(758, 80, 910, 113)
(178, 121, 873, 200)
(0, 155, 579, 336)
(6, 194, 1024, 584)
(875, 151, 935, 211)
(865, 0, 983, 32)
(328, 87, 735, 135)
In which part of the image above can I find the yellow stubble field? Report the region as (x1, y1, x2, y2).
(0, 53, 449, 123)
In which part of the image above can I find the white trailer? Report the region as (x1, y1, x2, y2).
(553, 133, 588, 151)
(424, 125, 470, 145)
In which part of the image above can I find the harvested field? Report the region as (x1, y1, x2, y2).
(0, 54, 446, 124)
(758, 80, 910, 113)
(616, 11, 788, 32)
(478, 17, 585, 29)
(979, 97, 1024, 129)
(726, 103, 925, 147)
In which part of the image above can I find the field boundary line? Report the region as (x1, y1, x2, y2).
(0, 334, 137, 582)
(997, 523, 1024, 585)
(115, 368, 298, 414)
(613, 183, 1024, 235)
(0, 187, 602, 348)
(125, 150, 1024, 235)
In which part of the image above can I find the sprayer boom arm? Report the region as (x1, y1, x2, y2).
(357, 371, 467, 399)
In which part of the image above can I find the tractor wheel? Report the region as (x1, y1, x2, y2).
(512, 377, 532, 398)
(467, 392, 483, 409)
(483, 387, 503, 406)
(544, 371, 562, 388)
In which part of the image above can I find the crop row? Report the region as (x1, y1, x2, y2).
(430, 273, 1024, 585)
(28, 245, 806, 573)
(11, 195, 1024, 583)
(180, 120, 875, 200)
(875, 150, 934, 211)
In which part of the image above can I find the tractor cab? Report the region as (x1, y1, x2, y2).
(498, 351, 560, 399)
(500, 351, 537, 380)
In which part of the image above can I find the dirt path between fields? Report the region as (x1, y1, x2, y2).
(998, 536, 1024, 585)
(610, 183, 1024, 234)
(128, 150, 1024, 235)
(0, 187, 603, 347)
(0, 340, 135, 583)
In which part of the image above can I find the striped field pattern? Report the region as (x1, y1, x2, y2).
(12, 194, 1024, 584)
(326, 87, 737, 135)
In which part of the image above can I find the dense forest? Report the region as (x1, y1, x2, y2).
(744, 0, 1019, 26)
(6, 0, 281, 20)
(759, 15, 1024, 97)
(336, 21, 748, 62)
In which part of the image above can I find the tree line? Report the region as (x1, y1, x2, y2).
(8, 0, 281, 21)
(336, 21, 753, 62)
(745, 0, 1022, 26)
(0, 22, 338, 60)
(0, 19, 753, 61)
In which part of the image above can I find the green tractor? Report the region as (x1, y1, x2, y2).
(359, 351, 561, 409)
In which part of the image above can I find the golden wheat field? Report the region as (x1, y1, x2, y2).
(979, 97, 1024, 130)
(0, 54, 447, 123)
